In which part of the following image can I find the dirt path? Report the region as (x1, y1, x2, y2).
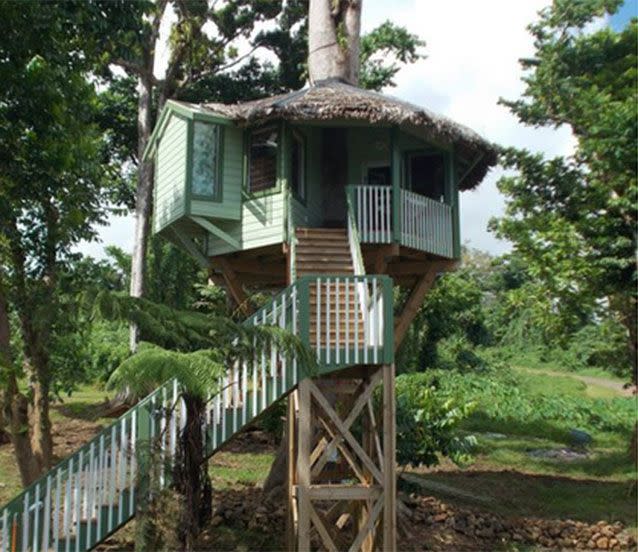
(519, 366, 635, 397)
(570, 373, 635, 396)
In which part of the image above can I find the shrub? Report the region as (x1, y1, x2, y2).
(395, 373, 476, 467)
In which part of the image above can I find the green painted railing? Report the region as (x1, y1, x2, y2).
(0, 275, 393, 552)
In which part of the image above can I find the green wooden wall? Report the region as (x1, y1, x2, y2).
(154, 113, 188, 233)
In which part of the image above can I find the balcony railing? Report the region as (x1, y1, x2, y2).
(347, 185, 454, 258)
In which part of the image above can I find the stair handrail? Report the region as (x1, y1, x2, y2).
(0, 377, 181, 551)
(345, 187, 366, 277)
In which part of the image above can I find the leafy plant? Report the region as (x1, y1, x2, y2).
(395, 373, 476, 467)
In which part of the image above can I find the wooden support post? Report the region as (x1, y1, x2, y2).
(383, 364, 397, 551)
(286, 392, 298, 551)
(289, 366, 396, 551)
(215, 257, 253, 315)
(394, 260, 456, 350)
(297, 380, 311, 552)
(373, 244, 399, 274)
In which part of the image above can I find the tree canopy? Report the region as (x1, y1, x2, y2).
(491, 0, 637, 379)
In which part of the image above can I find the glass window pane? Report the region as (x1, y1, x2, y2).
(192, 122, 219, 197)
(249, 128, 278, 193)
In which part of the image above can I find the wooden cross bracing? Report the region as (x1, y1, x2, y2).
(286, 365, 396, 552)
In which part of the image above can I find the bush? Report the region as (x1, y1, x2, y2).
(436, 335, 489, 372)
(559, 319, 631, 378)
(395, 373, 476, 467)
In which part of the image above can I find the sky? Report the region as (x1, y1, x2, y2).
(77, 0, 635, 260)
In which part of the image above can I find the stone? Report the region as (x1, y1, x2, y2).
(596, 536, 609, 549)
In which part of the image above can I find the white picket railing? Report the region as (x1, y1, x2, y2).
(351, 185, 393, 244)
(0, 275, 392, 552)
(0, 379, 184, 552)
(400, 189, 453, 258)
(348, 185, 454, 258)
(310, 276, 390, 368)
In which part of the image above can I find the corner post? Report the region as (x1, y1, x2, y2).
(390, 127, 402, 244)
(383, 363, 397, 551)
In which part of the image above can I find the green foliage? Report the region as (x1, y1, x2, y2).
(107, 345, 226, 399)
(359, 21, 425, 90)
(85, 322, 130, 383)
(395, 373, 476, 467)
(558, 318, 631, 377)
(491, 0, 637, 379)
(424, 366, 634, 439)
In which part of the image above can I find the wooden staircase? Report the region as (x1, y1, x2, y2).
(295, 227, 354, 276)
(296, 228, 366, 352)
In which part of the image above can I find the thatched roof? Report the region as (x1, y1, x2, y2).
(196, 79, 498, 190)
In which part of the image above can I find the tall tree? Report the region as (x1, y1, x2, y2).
(93, 0, 284, 351)
(0, 2, 119, 482)
(492, 0, 637, 381)
(308, 0, 362, 84)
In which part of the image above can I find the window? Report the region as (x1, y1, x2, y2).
(407, 153, 446, 202)
(191, 121, 221, 199)
(290, 131, 305, 201)
(248, 127, 279, 193)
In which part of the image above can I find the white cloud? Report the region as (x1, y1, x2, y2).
(80, 0, 580, 259)
(362, 0, 576, 255)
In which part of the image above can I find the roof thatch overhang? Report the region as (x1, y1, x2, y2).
(182, 79, 498, 190)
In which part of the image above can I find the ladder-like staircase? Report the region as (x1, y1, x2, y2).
(0, 228, 393, 552)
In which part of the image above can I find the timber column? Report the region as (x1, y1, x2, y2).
(286, 364, 396, 551)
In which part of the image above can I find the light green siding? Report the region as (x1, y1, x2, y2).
(205, 192, 286, 256)
(190, 125, 242, 221)
(154, 113, 188, 233)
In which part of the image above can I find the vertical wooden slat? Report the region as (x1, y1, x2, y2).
(22, 491, 28, 552)
(335, 277, 340, 365)
(64, 460, 71, 552)
(325, 278, 331, 366)
(32, 483, 39, 552)
(315, 278, 321, 362)
(75, 453, 82, 552)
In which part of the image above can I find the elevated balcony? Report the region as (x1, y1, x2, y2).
(347, 185, 454, 259)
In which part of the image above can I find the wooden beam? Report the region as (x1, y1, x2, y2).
(190, 216, 240, 250)
(371, 244, 399, 274)
(297, 379, 312, 552)
(394, 261, 456, 350)
(214, 257, 253, 315)
(169, 228, 209, 269)
(308, 485, 382, 501)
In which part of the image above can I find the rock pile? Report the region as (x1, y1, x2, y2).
(401, 493, 636, 551)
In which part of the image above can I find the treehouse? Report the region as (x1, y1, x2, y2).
(0, 80, 496, 552)
(146, 80, 496, 294)
(143, 80, 496, 549)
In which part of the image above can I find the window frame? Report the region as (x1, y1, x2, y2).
(289, 129, 307, 204)
(189, 120, 224, 203)
(245, 124, 282, 198)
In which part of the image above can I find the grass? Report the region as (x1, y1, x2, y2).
(408, 351, 637, 533)
(209, 451, 275, 489)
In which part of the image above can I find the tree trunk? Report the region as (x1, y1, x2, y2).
(28, 369, 53, 469)
(129, 73, 155, 352)
(174, 395, 211, 551)
(0, 278, 40, 485)
(308, 0, 362, 85)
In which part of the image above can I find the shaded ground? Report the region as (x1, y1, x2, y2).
(0, 381, 635, 551)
